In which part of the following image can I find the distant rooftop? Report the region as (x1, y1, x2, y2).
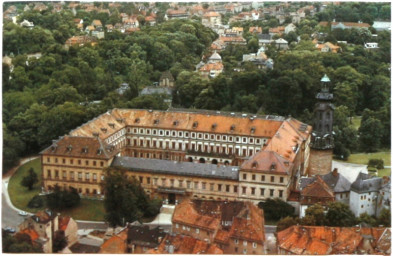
(111, 157, 239, 180)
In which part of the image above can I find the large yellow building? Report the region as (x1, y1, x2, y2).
(41, 108, 312, 204)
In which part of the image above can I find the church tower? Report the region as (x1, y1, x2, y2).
(308, 74, 334, 176)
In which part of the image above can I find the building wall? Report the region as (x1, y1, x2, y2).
(64, 218, 78, 246)
(308, 149, 332, 176)
(224, 238, 264, 254)
(350, 191, 379, 217)
(172, 223, 215, 243)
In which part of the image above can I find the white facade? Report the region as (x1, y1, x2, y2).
(350, 190, 379, 217)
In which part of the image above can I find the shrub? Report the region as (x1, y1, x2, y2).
(368, 159, 384, 169)
(27, 195, 44, 209)
(258, 198, 295, 221)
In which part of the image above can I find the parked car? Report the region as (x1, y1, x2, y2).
(18, 211, 28, 216)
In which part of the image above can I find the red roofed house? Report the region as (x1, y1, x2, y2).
(202, 11, 222, 27)
(249, 26, 263, 34)
(277, 225, 391, 255)
(149, 234, 223, 254)
(319, 21, 371, 30)
(299, 176, 335, 217)
(99, 228, 128, 253)
(18, 210, 78, 253)
(199, 51, 224, 78)
(172, 199, 265, 254)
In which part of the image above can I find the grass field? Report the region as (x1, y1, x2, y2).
(8, 158, 105, 221)
(8, 158, 44, 213)
(341, 151, 391, 177)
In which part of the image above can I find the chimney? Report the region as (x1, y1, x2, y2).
(332, 168, 338, 177)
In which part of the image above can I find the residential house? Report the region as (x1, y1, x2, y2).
(149, 234, 223, 254)
(105, 24, 114, 32)
(92, 20, 103, 31)
(316, 42, 341, 53)
(166, 9, 189, 20)
(258, 34, 273, 46)
(65, 36, 98, 49)
(99, 228, 128, 253)
(202, 11, 222, 27)
(171, 199, 265, 254)
(269, 26, 285, 36)
(219, 35, 247, 46)
(20, 20, 34, 29)
(210, 39, 226, 52)
(159, 71, 175, 87)
(199, 51, 224, 78)
(350, 173, 384, 217)
(249, 26, 263, 35)
(372, 21, 391, 32)
(242, 47, 273, 70)
(34, 2, 48, 12)
(364, 42, 379, 49)
(251, 10, 260, 20)
(123, 17, 139, 29)
(145, 16, 156, 26)
(274, 38, 289, 50)
(377, 176, 390, 217)
(299, 176, 335, 217)
(319, 21, 371, 30)
(128, 225, 166, 253)
(85, 25, 95, 33)
(18, 210, 78, 253)
(277, 225, 391, 254)
(285, 23, 296, 34)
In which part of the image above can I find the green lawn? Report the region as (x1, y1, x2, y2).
(341, 151, 391, 177)
(8, 158, 105, 221)
(8, 158, 44, 213)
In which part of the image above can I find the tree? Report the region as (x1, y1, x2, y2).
(258, 198, 295, 221)
(358, 117, 383, 152)
(21, 168, 38, 190)
(47, 185, 80, 210)
(326, 202, 356, 227)
(305, 203, 326, 226)
(277, 216, 298, 232)
(377, 208, 391, 227)
(356, 213, 377, 227)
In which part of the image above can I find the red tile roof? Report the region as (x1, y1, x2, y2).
(59, 216, 71, 231)
(301, 176, 335, 205)
(199, 62, 224, 72)
(19, 228, 39, 242)
(99, 229, 128, 253)
(277, 226, 389, 254)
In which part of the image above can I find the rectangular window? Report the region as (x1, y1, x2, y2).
(280, 177, 284, 183)
(55, 158, 58, 163)
(260, 188, 265, 196)
(139, 177, 143, 184)
(47, 157, 50, 163)
(196, 228, 199, 234)
(218, 184, 222, 191)
(179, 180, 183, 188)
(194, 182, 199, 189)
(55, 170, 59, 178)
(242, 187, 246, 194)
(235, 239, 238, 244)
(93, 161, 96, 166)
(85, 173, 90, 180)
(47, 170, 51, 177)
(261, 175, 265, 182)
(161, 178, 166, 186)
(85, 160, 89, 165)
(78, 160, 81, 165)
(279, 190, 283, 198)
(202, 182, 206, 190)
(170, 179, 174, 187)
(270, 189, 274, 196)
(70, 159, 73, 164)
(234, 186, 238, 193)
(147, 177, 151, 184)
(70, 171, 74, 179)
(210, 183, 214, 191)
(62, 158, 65, 164)
(271, 176, 274, 182)
(153, 178, 158, 186)
(187, 181, 191, 189)
(243, 173, 247, 180)
(226, 185, 230, 192)
(78, 172, 82, 180)
(253, 242, 257, 248)
(93, 173, 97, 181)
(62, 171, 67, 179)
(100, 161, 104, 167)
(243, 241, 247, 246)
(251, 187, 255, 195)
(252, 174, 256, 181)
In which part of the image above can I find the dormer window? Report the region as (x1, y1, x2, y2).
(173, 120, 179, 126)
(251, 127, 256, 134)
(192, 121, 198, 128)
(51, 145, 57, 152)
(116, 118, 124, 123)
(101, 128, 107, 133)
(134, 118, 140, 123)
(97, 148, 103, 155)
(92, 132, 99, 137)
(82, 147, 88, 153)
(211, 123, 217, 130)
(67, 145, 73, 152)
(230, 125, 236, 131)
(270, 163, 276, 171)
(252, 161, 258, 168)
(154, 119, 159, 125)
(108, 123, 115, 128)
(106, 145, 114, 152)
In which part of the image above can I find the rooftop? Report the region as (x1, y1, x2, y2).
(111, 157, 239, 180)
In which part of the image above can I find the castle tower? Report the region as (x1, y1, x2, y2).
(308, 74, 334, 176)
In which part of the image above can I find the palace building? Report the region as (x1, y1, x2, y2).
(41, 108, 312, 204)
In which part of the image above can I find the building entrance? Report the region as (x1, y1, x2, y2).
(168, 193, 176, 204)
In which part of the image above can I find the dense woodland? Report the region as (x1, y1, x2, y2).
(3, 2, 391, 171)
